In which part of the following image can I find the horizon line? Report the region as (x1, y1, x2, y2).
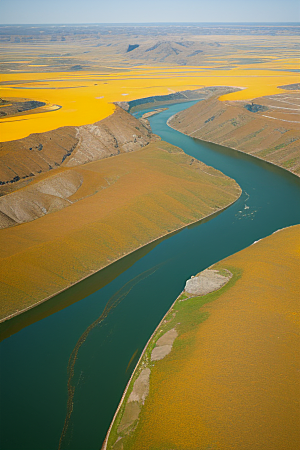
(1, 21, 299, 26)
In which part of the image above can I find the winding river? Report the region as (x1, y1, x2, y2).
(1, 101, 300, 450)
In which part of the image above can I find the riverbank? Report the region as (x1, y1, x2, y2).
(169, 89, 300, 176)
(168, 114, 300, 180)
(0, 192, 240, 325)
(104, 224, 300, 450)
(0, 137, 241, 322)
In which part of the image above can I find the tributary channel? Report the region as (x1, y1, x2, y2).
(1, 101, 300, 450)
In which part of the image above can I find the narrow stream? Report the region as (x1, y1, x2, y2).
(1, 101, 300, 450)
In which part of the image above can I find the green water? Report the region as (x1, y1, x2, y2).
(1, 101, 300, 450)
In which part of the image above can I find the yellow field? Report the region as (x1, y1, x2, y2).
(0, 140, 240, 320)
(108, 224, 300, 450)
(1, 67, 299, 142)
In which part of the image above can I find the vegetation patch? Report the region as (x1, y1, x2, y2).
(283, 157, 298, 168)
(106, 265, 242, 450)
(244, 103, 268, 113)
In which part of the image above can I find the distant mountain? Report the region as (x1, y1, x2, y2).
(125, 39, 221, 64)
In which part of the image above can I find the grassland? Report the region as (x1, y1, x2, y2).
(105, 224, 300, 450)
(0, 138, 241, 320)
(0, 24, 299, 447)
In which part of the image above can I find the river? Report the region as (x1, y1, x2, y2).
(1, 101, 300, 450)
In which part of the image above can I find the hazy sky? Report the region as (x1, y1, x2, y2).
(1, 0, 299, 24)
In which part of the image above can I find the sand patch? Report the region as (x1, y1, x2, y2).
(151, 345, 173, 361)
(151, 328, 178, 361)
(117, 402, 140, 433)
(185, 269, 232, 296)
(117, 368, 150, 437)
(156, 328, 178, 346)
(128, 368, 150, 404)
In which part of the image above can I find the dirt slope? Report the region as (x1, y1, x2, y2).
(0, 106, 155, 190)
(170, 89, 300, 175)
(0, 169, 82, 228)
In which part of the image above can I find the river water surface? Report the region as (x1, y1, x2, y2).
(1, 101, 300, 450)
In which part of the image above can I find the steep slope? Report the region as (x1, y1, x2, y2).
(0, 106, 155, 191)
(66, 106, 155, 167)
(0, 169, 82, 228)
(170, 89, 300, 175)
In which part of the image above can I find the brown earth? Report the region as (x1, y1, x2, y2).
(278, 83, 300, 90)
(170, 90, 300, 175)
(0, 169, 82, 228)
(0, 88, 240, 228)
(0, 106, 155, 192)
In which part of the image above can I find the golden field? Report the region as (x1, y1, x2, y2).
(1, 67, 299, 142)
(107, 224, 300, 450)
(1, 26, 298, 142)
(0, 139, 240, 320)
